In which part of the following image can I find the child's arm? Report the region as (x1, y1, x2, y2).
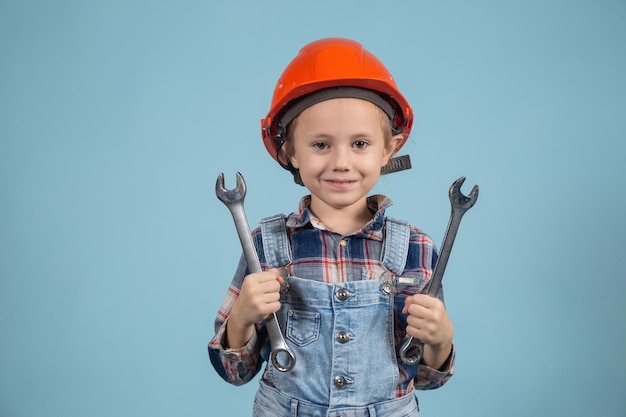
(208, 250, 284, 386)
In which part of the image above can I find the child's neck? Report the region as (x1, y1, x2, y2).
(309, 197, 373, 235)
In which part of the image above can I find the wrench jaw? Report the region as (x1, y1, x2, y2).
(215, 172, 247, 205)
(270, 347, 297, 373)
(399, 336, 424, 365)
(449, 176, 479, 211)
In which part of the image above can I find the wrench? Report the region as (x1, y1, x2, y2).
(399, 176, 479, 365)
(215, 172, 296, 372)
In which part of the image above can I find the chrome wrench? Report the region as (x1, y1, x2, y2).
(399, 176, 479, 365)
(215, 172, 296, 372)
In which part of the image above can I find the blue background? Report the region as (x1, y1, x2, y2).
(1, 1, 625, 416)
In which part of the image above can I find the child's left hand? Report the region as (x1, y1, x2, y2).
(402, 294, 454, 363)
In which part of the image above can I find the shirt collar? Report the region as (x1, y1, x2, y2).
(286, 194, 393, 237)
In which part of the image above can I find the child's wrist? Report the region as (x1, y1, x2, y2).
(225, 317, 255, 349)
(422, 340, 453, 369)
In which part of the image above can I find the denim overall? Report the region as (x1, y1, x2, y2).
(252, 215, 420, 417)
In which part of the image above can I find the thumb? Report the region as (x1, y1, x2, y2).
(268, 268, 285, 285)
(402, 295, 415, 314)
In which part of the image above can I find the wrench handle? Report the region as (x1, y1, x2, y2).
(227, 202, 263, 274)
(224, 202, 297, 372)
(400, 177, 478, 365)
(426, 209, 465, 297)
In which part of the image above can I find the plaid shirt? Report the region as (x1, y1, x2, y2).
(208, 194, 454, 395)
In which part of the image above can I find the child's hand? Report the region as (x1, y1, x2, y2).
(232, 268, 284, 326)
(226, 269, 284, 349)
(402, 294, 454, 367)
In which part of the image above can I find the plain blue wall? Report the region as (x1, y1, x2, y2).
(1, 1, 625, 416)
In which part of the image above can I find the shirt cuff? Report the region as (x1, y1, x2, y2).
(414, 344, 455, 390)
(209, 319, 261, 386)
(221, 327, 258, 361)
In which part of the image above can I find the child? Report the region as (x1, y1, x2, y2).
(209, 38, 454, 416)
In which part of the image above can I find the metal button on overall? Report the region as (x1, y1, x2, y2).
(380, 282, 393, 295)
(334, 375, 347, 388)
(336, 288, 350, 301)
(336, 331, 350, 344)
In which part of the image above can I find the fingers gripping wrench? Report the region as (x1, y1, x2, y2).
(399, 177, 479, 365)
(215, 172, 296, 372)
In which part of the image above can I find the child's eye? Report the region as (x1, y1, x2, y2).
(353, 140, 369, 149)
(313, 142, 329, 150)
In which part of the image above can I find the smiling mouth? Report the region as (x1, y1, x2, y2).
(324, 179, 356, 187)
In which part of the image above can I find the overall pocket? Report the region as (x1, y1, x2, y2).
(286, 309, 321, 347)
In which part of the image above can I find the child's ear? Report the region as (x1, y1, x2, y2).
(287, 146, 299, 169)
(290, 153, 299, 169)
(280, 139, 299, 168)
(382, 134, 404, 166)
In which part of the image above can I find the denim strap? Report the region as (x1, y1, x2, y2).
(260, 214, 292, 268)
(261, 214, 409, 275)
(381, 217, 410, 276)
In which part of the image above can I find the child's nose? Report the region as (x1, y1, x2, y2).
(331, 147, 351, 170)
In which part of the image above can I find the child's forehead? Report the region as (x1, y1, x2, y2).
(293, 99, 390, 136)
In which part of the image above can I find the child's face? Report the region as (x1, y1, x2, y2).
(289, 98, 398, 217)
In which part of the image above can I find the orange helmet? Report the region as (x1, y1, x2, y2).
(261, 38, 414, 180)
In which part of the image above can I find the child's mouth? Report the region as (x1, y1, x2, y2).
(325, 179, 356, 189)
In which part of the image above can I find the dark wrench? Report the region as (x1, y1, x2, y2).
(215, 172, 296, 372)
(399, 176, 479, 365)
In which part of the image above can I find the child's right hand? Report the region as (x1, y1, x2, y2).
(232, 268, 284, 326)
(225, 269, 284, 349)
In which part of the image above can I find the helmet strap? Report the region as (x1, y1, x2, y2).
(381, 154, 412, 175)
